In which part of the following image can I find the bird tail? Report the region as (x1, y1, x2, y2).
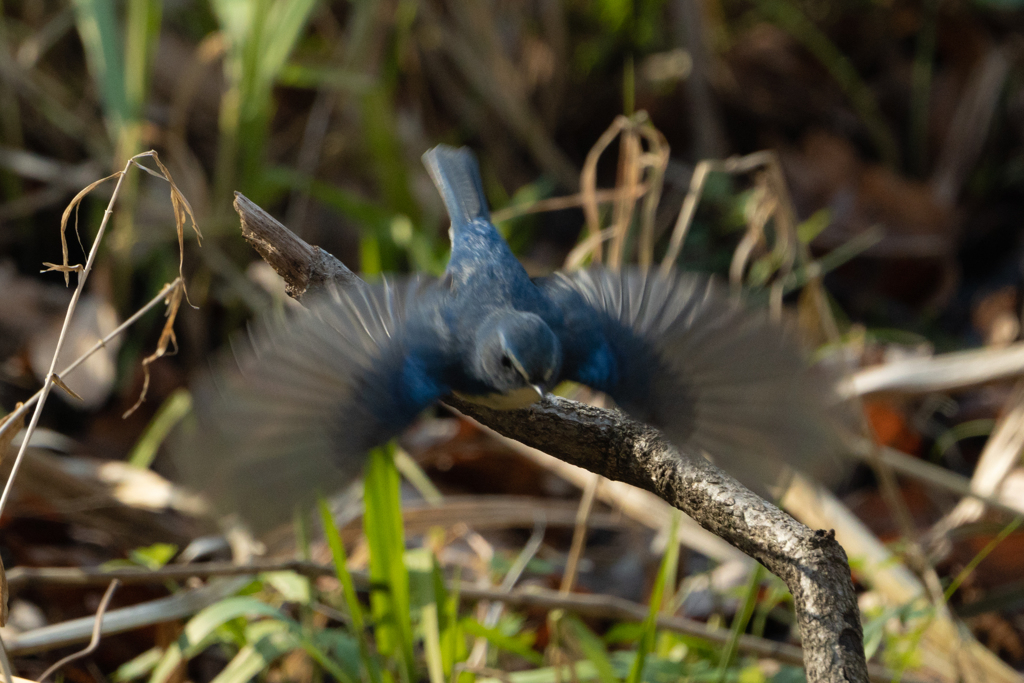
(423, 145, 490, 225)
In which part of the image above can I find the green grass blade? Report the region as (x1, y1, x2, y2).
(128, 388, 192, 469)
(422, 603, 446, 683)
(264, 167, 395, 230)
(265, 167, 447, 275)
(123, 0, 161, 121)
(147, 642, 183, 683)
(183, 597, 288, 650)
(433, 560, 469, 680)
(318, 498, 366, 630)
(715, 563, 765, 680)
(72, 0, 128, 135)
(103, 0, 160, 164)
(361, 86, 419, 222)
(298, 634, 359, 683)
(318, 496, 383, 683)
(478, 661, 600, 683)
(260, 0, 321, 90)
(211, 622, 297, 683)
(461, 618, 544, 666)
(112, 646, 163, 682)
(626, 512, 680, 683)
(945, 516, 1024, 602)
(211, 0, 320, 197)
(564, 616, 620, 683)
(276, 63, 375, 92)
(210, 644, 282, 683)
(364, 444, 417, 682)
(393, 448, 444, 505)
(149, 598, 315, 683)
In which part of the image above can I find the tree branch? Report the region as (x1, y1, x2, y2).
(233, 192, 363, 299)
(230, 194, 869, 683)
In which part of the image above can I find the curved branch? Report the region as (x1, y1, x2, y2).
(230, 194, 868, 683)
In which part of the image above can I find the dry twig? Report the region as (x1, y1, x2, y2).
(0, 159, 134, 521)
(37, 580, 120, 682)
(2, 578, 249, 656)
(0, 150, 196, 523)
(929, 379, 1024, 545)
(847, 342, 1024, 397)
(0, 278, 183, 443)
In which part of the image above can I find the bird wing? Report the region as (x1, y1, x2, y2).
(172, 277, 443, 531)
(540, 267, 844, 489)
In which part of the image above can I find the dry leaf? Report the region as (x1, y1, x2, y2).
(133, 151, 202, 304)
(578, 115, 628, 265)
(123, 281, 183, 418)
(40, 262, 83, 276)
(566, 113, 668, 270)
(56, 172, 122, 286)
(51, 374, 83, 401)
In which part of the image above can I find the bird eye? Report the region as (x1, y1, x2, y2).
(501, 355, 513, 369)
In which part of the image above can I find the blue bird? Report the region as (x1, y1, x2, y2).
(175, 145, 839, 530)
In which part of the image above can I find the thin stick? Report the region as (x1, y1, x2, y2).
(659, 151, 778, 276)
(494, 518, 546, 611)
(929, 378, 1024, 540)
(0, 278, 182, 442)
(0, 635, 13, 683)
(0, 154, 138, 520)
(636, 124, 670, 269)
(468, 517, 547, 667)
(559, 474, 598, 594)
(660, 159, 710, 274)
(5, 560, 349, 591)
(578, 116, 628, 264)
(38, 580, 120, 682)
(490, 185, 650, 224)
(850, 439, 1024, 518)
(846, 340, 1024, 397)
(4, 577, 248, 657)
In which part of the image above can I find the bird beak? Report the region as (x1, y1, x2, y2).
(531, 385, 545, 400)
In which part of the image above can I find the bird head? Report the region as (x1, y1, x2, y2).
(474, 311, 560, 397)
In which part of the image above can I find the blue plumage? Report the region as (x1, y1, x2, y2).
(406, 147, 564, 408)
(175, 145, 840, 530)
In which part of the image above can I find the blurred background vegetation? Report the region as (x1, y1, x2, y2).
(3, 0, 1024, 681)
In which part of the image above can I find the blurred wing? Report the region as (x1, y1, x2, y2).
(541, 268, 845, 488)
(172, 277, 441, 531)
